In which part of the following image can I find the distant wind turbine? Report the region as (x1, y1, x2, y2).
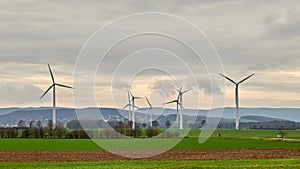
(164, 87, 191, 130)
(122, 91, 133, 122)
(145, 96, 153, 127)
(219, 73, 254, 130)
(122, 90, 141, 129)
(164, 95, 180, 129)
(40, 64, 73, 129)
(175, 87, 191, 129)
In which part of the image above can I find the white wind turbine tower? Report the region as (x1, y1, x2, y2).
(40, 64, 73, 129)
(219, 73, 254, 130)
(145, 96, 153, 127)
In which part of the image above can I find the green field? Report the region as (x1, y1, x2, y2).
(0, 129, 299, 150)
(0, 129, 299, 168)
(188, 129, 300, 138)
(1, 136, 299, 150)
(1, 159, 300, 169)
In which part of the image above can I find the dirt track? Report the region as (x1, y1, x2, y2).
(0, 149, 299, 162)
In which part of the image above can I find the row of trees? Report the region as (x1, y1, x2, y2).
(66, 119, 163, 129)
(218, 120, 300, 130)
(0, 119, 182, 139)
(0, 120, 66, 138)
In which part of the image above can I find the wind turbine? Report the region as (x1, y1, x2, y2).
(175, 87, 191, 129)
(164, 95, 180, 129)
(145, 96, 153, 127)
(219, 73, 254, 130)
(122, 91, 133, 122)
(122, 90, 141, 129)
(40, 64, 73, 129)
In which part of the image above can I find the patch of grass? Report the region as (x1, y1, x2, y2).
(0, 129, 299, 150)
(175, 137, 300, 149)
(0, 136, 299, 150)
(188, 129, 300, 138)
(0, 159, 300, 168)
(0, 139, 101, 150)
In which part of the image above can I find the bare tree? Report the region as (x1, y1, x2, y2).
(152, 120, 159, 128)
(17, 120, 26, 128)
(200, 120, 207, 128)
(55, 122, 66, 138)
(165, 120, 171, 128)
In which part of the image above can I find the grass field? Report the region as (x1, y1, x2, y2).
(0, 129, 299, 150)
(188, 129, 300, 138)
(1, 159, 300, 168)
(1, 136, 299, 150)
(0, 129, 299, 168)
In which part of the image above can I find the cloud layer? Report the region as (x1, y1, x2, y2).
(0, 0, 299, 108)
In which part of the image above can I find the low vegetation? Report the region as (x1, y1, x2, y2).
(0, 129, 299, 150)
(1, 159, 300, 169)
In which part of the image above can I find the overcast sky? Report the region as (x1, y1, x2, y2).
(0, 0, 299, 109)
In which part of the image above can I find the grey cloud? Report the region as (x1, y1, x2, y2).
(112, 82, 128, 90)
(0, 84, 43, 105)
(186, 77, 223, 96)
(148, 79, 177, 97)
(247, 81, 300, 93)
(263, 12, 300, 39)
(0, 0, 299, 107)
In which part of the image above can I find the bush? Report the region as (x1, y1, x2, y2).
(145, 128, 161, 137)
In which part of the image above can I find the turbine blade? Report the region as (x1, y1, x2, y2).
(40, 85, 53, 99)
(134, 105, 140, 109)
(145, 96, 152, 108)
(181, 106, 188, 114)
(238, 73, 254, 84)
(177, 92, 180, 101)
(127, 91, 130, 102)
(56, 83, 73, 89)
(48, 64, 55, 83)
(134, 96, 142, 99)
(122, 104, 131, 110)
(129, 91, 134, 98)
(146, 108, 151, 114)
(219, 73, 236, 84)
(182, 89, 192, 94)
(163, 100, 177, 105)
(175, 86, 183, 93)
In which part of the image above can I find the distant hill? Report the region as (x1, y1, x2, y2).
(0, 107, 299, 127)
(221, 107, 300, 122)
(241, 116, 284, 122)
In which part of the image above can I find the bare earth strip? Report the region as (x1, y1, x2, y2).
(0, 149, 299, 162)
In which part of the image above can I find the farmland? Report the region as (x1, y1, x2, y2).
(1, 159, 300, 169)
(0, 129, 299, 168)
(0, 129, 299, 150)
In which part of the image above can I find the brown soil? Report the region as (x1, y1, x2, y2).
(0, 149, 299, 162)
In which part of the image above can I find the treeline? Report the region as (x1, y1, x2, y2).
(0, 119, 66, 138)
(0, 119, 183, 139)
(218, 120, 300, 130)
(0, 126, 66, 138)
(248, 120, 300, 130)
(66, 119, 162, 129)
